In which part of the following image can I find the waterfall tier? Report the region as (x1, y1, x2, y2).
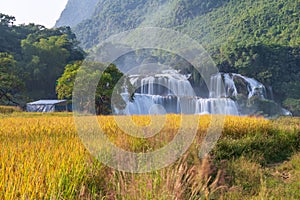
(119, 94, 239, 115)
(210, 73, 267, 99)
(129, 70, 194, 96)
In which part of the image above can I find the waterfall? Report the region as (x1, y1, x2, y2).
(114, 70, 239, 115)
(113, 70, 290, 116)
(233, 74, 267, 99)
(209, 73, 267, 99)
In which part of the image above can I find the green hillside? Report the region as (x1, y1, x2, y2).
(55, 0, 300, 49)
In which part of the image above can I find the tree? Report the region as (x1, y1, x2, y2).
(21, 33, 84, 99)
(0, 53, 24, 105)
(56, 62, 133, 115)
(216, 43, 300, 102)
(0, 13, 19, 54)
(21, 35, 69, 98)
(0, 13, 15, 26)
(0, 13, 85, 106)
(56, 61, 82, 100)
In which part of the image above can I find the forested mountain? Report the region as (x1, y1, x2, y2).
(56, 0, 299, 49)
(56, 0, 300, 115)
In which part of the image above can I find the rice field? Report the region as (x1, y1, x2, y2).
(0, 113, 299, 199)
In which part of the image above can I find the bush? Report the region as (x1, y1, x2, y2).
(283, 98, 300, 116)
(0, 106, 21, 114)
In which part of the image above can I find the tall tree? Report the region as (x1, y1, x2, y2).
(21, 31, 85, 99)
(57, 62, 133, 115)
(0, 53, 24, 105)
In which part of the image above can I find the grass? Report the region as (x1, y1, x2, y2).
(0, 111, 72, 118)
(0, 113, 299, 199)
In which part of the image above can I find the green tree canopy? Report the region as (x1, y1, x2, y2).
(57, 62, 132, 115)
(0, 12, 85, 106)
(0, 53, 24, 105)
(21, 34, 76, 99)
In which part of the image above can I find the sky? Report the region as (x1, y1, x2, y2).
(0, 0, 68, 28)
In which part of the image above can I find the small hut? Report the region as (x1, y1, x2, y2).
(26, 100, 68, 112)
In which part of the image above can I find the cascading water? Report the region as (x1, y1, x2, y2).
(115, 70, 240, 115)
(114, 69, 291, 116)
(210, 73, 267, 99)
